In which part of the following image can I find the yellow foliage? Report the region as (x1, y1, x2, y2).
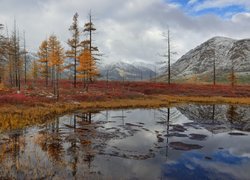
(48, 35, 64, 70)
(0, 83, 5, 90)
(77, 48, 98, 79)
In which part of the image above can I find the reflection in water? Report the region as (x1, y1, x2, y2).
(178, 104, 250, 133)
(0, 105, 250, 179)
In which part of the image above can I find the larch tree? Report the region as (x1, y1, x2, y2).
(167, 29, 170, 85)
(0, 24, 6, 83)
(77, 48, 98, 91)
(160, 29, 176, 85)
(67, 12, 81, 88)
(229, 58, 236, 87)
(38, 39, 49, 86)
(82, 11, 100, 82)
(8, 20, 23, 91)
(31, 60, 38, 84)
(23, 31, 28, 84)
(48, 35, 64, 98)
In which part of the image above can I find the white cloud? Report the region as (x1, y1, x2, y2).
(188, 0, 198, 5)
(193, 0, 250, 11)
(0, 0, 250, 65)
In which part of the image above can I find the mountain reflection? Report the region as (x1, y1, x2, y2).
(0, 107, 250, 179)
(177, 104, 250, 133)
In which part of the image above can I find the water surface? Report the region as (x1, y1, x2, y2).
(0, 104, 250, 179)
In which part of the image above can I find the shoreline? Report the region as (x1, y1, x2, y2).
(1, 95, 250, 132)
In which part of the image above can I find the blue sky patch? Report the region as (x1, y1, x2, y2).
(161, 150, 250, 180)
(167, 0, 248, 18)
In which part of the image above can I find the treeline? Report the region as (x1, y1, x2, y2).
(0, 21, 29, 91)
(0, 12, 100, 95)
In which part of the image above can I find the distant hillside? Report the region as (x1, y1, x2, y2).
(99, 61, 156, 81)
(159, 36, 250, 84)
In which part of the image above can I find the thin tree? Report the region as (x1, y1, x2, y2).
(48, 35, 64, 98)
(167, 29, 170, 85)
(38, 39, 49, 86)
(229, 57, 236, 87)
(0, 24, 5, 83)
(77, 47, 98, 91)
(23, 31, 28, 84)
(213, 51, 216, 85)
(67, 12, 81, 88)
(31, 60, 38, 85)
(10, 20, 22, 92)
(160, 29, 176, 84)
(82, 11, 100, 82)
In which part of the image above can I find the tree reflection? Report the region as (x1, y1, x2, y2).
(226, 105, 244, 130)
(177, 104, 250, 133)
(36, 117, 64, 163)
(157, 108, 171, 159)
(0, 130, 25, 179)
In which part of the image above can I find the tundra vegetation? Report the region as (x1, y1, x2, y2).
(0, 13, 250, 132)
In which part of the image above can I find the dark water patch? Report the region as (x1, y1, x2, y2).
(171, 124, 187, 132)
(183, 122, 201, 129)
(157, 134, 164, 143)
(111, 116, 126, 119)
(189, 133, 208, 141)
(228, 132, 247, 136)
(164, 133, 189, 138)
(169, 142, 203, 151)
(125, 123, 143, 127)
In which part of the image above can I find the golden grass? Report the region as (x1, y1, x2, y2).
(159, 95, 250, 105)
(1, 95, 250, 132)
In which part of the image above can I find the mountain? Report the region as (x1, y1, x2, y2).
(177, 104, 250, 133)
(99, 61, 156, 81)
(160, 36, 250, 83)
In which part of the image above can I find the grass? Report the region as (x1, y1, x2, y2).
(1, 80, 250, 132)
(1, 94, 250, 132)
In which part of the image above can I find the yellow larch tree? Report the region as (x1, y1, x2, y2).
(48, 35, 64, 97)
(37, 40, 49, 86)
(77, 47, 98, 91)
(31, 60, 38, 83)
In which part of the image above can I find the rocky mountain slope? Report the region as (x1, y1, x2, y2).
(99, 61, 156, 81)
(161, 36, 250, 83)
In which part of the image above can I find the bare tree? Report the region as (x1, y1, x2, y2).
(67, 12, 81, 88)
(160, 29, 177, 84)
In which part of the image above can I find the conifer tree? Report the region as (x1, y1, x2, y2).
(82, 11, 100, 82)
(77, 47, 98, 91)
(38, 39, 49, 86)
(31, 60, 38, 83)
(48, 35, 64, 97)
(67, 12, 81, 88)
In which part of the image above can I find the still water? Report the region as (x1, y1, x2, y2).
(0, 104, 250, 179)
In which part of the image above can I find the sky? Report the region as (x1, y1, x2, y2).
(1, 0, 250, 65)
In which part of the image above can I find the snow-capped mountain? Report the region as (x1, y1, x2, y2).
(160, 36, 250, 82)
(99, 61, 157, 81)
(177, 104, 250, 133)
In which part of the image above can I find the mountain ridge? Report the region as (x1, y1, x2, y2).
(159, 36, 250, 83)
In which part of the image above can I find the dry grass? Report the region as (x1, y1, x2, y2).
(159, 95, 250, 105)
(1, 94, 250, 132)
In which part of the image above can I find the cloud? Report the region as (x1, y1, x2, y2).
(188, 0, 198, 5)
(0, 0, 250, 65)
(193, 0, 250, 11)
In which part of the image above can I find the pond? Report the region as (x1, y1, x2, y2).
(0, 104, 250, 179)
